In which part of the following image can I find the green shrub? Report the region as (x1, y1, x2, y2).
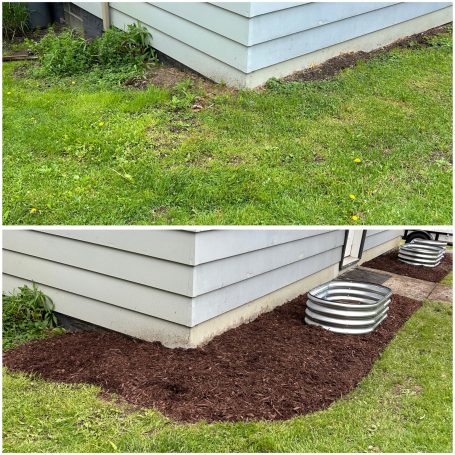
(2, 2, 29, 40)
(29, 28, 93, 76)
(3, 283, 63, 349)
(29, 22, 158, 78)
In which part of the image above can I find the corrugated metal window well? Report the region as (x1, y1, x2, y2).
(305, 281, 392, 335)
(399, 239, 446, 267)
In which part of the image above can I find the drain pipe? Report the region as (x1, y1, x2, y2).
(102, 2, 110, 31)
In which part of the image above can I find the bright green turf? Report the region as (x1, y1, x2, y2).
(440, 271, 453, 285)
(3, 299, 452, 453)
(3, 29, 452, 225)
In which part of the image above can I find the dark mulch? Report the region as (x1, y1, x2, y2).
(363, 249, 453, 282)
(4, 293, 421, 423)
(284, 24, 452, 82)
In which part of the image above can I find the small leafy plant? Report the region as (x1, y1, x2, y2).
(2, 2, 29, 40)
(3, 283, 63, 349)
(171, 79, 196, 110)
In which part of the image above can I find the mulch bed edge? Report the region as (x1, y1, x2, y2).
(362, 249, 452, 282)
(4, 293, 422, 423)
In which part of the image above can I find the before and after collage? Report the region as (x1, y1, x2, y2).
(1, 1, 453, 453)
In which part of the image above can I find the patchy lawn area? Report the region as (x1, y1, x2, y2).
(2, 299, 452, 452)
(3, 29, 452, 225)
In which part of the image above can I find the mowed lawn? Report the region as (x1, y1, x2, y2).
(2, 299, 452, 453)
(3, 29, 453, 225)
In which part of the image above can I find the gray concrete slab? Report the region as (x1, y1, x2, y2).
(382, 275, 435, 301)
(428, 284, 453, 303)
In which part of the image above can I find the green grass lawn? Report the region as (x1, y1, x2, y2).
(440, 270, 453, 285)
(3, 299, 452, 453)
(3, 30, 453, 225)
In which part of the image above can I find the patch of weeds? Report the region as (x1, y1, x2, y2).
(2, 2, 29, 40)
(171, 79, 197, 110)
(26, 23, 158, 84)
(3, 283, 64, 349)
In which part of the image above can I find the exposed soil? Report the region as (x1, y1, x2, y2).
(363, 249, 452, 282)
(283, 24, 452, 83)
(4, 294, 421, 423)
(124, 63, 234, 97)
(124, 25, 452, 91)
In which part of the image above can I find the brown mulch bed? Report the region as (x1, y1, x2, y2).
(283, 24, 451, 83)
(363, 249, 453, 282)
(4, 293, 421, 423)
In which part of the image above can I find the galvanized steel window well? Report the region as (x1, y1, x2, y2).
(305, 281, 392, 335)
(398, 240, 446, 267)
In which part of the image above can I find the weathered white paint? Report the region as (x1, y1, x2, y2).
(193, 229, 331, 263)
(73, 2, 452, 87)
(193, 231, 344, 295)
(38, 229, 197, 264)
(243, 6, 453, 87)
(3, 274, 194, 347)
(364, 229, 404, 251)
(3, 230, 195, 296)
(191, 246, 344, 325)
(3, 229, 403, 347)
(3, 250, 193, 325)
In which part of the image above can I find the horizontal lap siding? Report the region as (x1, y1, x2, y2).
(110, 2, 248, 71)
(3, 230, 345, 329)
(37, 229, 197, 264)
(247, 2, 452, 72)
(364, 230, 403, 251)
(193, 229, 334, 263)
(194, 231, 345, 294)
(210, 2, 304, 18)
(3, 250, 192, 325)
(192, 246, 343, 325)
(3, 230, 195, 296)
(191, 230, 345, 324)
(3, 230, 401, 333)
(248, 2, 397, 46)
(3, 275, 191, 343)
(149, 2, 250, 45)
(73, 2, 452, 86)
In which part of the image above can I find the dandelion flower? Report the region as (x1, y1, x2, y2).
(98, 121, 105, 127)
(71, 81, 76, 85)
(351, 215, 359, 221)
(6, 91, 11, 95)
(349, 194, 356, 200)
(30, 208, 38, 214)
(353, 158, 362, 163)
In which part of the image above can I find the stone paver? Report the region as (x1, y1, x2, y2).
(382, 275, 436, 301)
(428, 284, 453, 303)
